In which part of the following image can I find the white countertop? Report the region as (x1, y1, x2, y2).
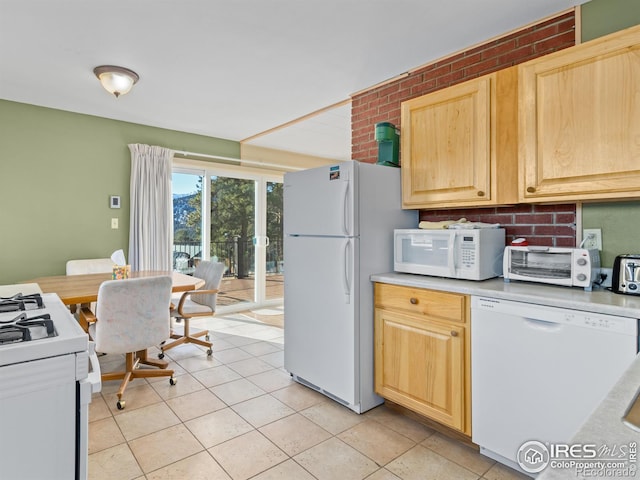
(370, 272, 640, 318)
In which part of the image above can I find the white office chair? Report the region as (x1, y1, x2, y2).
(87, 275, 175, 410)
(160, 261, 225, 358)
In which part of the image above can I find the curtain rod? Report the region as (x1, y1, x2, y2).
(173, 150, 305, 171)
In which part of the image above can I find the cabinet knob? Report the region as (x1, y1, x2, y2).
(526, 186, 536, 193)
(477, 191, 485, 197)
(410, 297, 418, 305)
(451, 331, 458, 337)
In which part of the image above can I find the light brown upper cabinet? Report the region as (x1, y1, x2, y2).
(400, 67, 518, 209)
(519, 24, 640, 203)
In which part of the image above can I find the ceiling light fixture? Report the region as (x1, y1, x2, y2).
(93, 65, 139, 98)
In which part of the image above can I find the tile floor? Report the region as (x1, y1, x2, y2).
(88, 311, 529, 480)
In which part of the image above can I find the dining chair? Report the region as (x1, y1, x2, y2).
(65, 258, 114, 275)
(160, 261, 225, 358)
(87, 275, 175, 410)
(65, 257, 115, 318)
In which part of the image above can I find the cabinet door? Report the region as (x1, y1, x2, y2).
(374, 308, 465, 431)
(401, 76, 492, 208)
(519, 25, 640, 202)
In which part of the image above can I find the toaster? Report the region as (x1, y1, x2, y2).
(612, 254, 640, 295)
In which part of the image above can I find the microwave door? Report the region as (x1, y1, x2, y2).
(394, 230, 455, 277)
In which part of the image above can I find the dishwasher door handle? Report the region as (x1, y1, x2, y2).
(523, 317, 563, 331)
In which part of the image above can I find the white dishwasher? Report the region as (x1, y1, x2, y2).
(471, 296, 638, 476)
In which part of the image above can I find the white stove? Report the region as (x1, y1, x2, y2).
(0, 283, 101, 480)
(0, 292, 89, 365)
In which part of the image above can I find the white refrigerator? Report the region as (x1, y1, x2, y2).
(283, 161, 417, 413)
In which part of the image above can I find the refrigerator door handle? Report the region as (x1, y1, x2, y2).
(343, 239, 352, 304)
(342, 178, 351, 236)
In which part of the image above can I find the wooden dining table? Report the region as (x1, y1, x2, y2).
(28, 270, 204, 307)
(25, 270, 205, 369)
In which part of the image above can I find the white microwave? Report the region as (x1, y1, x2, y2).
(503, 246, 601, 291)
(393, 228, 506, 280)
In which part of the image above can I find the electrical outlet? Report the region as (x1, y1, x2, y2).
(111, 218, 119, 229)
(583, 228, 602, 250)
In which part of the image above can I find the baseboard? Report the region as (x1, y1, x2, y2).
(382, 400, 475, 449)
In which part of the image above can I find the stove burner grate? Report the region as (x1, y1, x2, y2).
(0, 293, 44, 313)
(0, 313, 56, 344)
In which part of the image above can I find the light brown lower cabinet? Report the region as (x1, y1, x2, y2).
(374, 283, 471, 435)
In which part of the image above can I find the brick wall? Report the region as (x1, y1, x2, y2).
(351, 11, 578, 247)
(352, 11, 575, 162)
(417, 204, 577, 247)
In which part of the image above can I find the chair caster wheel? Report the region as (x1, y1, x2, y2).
(158, 352, 165, 359)
(116, 400, 125, 410)
(207, 348, 213, 356)
(205, 334, 210, 341)
(169, 376, 177, 386)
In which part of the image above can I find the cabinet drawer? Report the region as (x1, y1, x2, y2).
(374, 283, 468, 323)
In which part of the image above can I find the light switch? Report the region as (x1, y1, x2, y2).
(111, 218, 119, 229)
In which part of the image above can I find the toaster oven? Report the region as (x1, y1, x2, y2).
(503, 246, 600, 291)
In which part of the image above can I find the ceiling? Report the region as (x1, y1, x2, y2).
(0, 1, 587, 162)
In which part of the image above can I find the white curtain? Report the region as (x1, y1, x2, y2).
(128, 144, 174, 271)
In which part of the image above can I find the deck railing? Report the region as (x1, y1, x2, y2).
(173, 239, 283, 278)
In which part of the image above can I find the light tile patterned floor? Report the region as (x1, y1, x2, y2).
(88, 312, 529, 480)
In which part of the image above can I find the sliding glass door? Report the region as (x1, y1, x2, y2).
(172, 167, 283, 312)
(210, 174, 256, 310)
(172, 172, 203, 275)
(265, 181, 284, 301)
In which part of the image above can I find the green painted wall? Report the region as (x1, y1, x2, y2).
(0, 100, 239, 284)
(581, 202, 640, 266)
(580, 0, 640, 266)
(581, 0, 640, 42)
